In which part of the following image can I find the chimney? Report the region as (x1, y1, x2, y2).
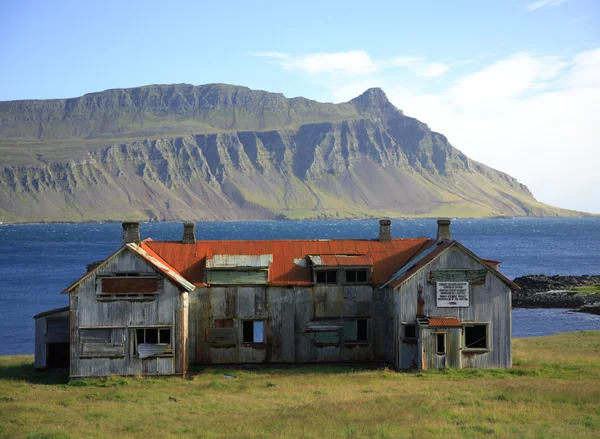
(122, 222, 140, 245)
(182, 221, 196, 244)
(436, 219, 452, 242)
(378, 219, 392, 242)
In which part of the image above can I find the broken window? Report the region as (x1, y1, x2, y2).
(464, 324, 488, 350)
(213, 319, 234, 328)
(436, 333, 446, 354)
(316, 270, 338, 284)
(344, 319, 369, 343)
(345, 269, 369, 283)
(404, 324, 416, 339)
(242, 320, 265, 343)
(133, 327, 173, 358)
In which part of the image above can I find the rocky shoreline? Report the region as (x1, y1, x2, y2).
(512, 275, 600, 315)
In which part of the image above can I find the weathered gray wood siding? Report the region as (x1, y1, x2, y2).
(70, 249, 186, 377)
(189, 284, 389, 364)
(419, 327, 462, 369)
(34, 310, 70, 369)
(394, 247, 511, 370)
(34, 318, 46, 369)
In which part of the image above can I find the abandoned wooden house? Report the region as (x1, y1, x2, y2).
(34, 219, 518, 377)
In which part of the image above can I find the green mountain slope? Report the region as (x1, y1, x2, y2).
(0, 84, 585, 222)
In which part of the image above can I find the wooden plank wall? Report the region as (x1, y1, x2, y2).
(396, 247, 512, 370)
(70, 249, 185, 377)
(188, 284, 390, 365)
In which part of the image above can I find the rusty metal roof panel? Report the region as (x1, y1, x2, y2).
(309, 254, 373, 267)
(381, 240, 444, 289)
(128, 243, 196, 292)
(427, 317, 462, 327)
(206, 254, 273, 269)
(144, 238, 431, 287)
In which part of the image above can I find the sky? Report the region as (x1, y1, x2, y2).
(1, 0, 599, 213)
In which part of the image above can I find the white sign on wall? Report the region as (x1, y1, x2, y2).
(436, 282, 469, 307)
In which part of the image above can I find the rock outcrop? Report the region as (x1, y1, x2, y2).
(0, 84, 586, 222)
(513, 275, 600, 314)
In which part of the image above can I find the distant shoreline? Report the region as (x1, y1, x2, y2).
(1, 215, 598, 226)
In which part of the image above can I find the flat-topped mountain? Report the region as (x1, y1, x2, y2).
(0, 84, 584, 222)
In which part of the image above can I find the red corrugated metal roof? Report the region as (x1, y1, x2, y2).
(427, 317, 462, 327)
(142, 238, 432, 287)
(315, 254, 373, 267)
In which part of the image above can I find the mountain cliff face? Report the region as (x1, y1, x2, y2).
(0, 84, 582, 222)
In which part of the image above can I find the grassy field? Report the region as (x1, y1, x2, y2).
(1, 332, 599, 439)
(569, 285, 600, 294)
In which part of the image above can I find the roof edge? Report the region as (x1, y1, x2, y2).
(33, 305, 70, 319)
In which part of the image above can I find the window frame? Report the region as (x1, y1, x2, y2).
(315, 269, 338, 284)
(241, 320, 266, 345)
(131, 326, 174, 358)
(344, 268, 370, 284)
(403, 324, 417, 340)
(462, 322, 490, 352)
(343, 318, 369, 344)
(436, 332, 446, 355)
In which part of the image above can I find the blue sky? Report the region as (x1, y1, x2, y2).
(1, 0, 599, 213)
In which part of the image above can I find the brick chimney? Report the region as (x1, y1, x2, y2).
(436, 219, 452, 242)
(378, 219, 392, 242)
(122, 222, 140, 245)
(182, 222, 196, 244)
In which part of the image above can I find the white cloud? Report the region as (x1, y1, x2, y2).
(254, 51, 450, 78)
(254, 47, 600, 212)
(415, 62, 450, 78)
(526, 0, 569, 11)
(385, 49, 600, 213)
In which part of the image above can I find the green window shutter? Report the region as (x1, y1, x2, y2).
(344, 320, 357, 341)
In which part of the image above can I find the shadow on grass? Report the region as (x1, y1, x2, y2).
(188, 362, 392, 376)
(0, 360, 68, 385)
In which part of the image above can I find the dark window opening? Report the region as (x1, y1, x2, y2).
(404, 325, 416, 339)
(134, 327, 172, 356)
(214, 319, 234, 328)
(146, 329, 159, 344)
(464, 325, 488, 349)
(357, 319, 368, 342)
(345, 269, 368, 283)
(316, 270, 337, 284)
(242, 320, 265, 343)
(436, 333, 446, 354)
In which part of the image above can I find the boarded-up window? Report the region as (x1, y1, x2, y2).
(345, 270, 369, 283)
(242, 320, 265, 343)
(213, 319, 234, 328)
(207, 270, 268, 285)
(80, 328, 111, 343)
(344, 319, 368, 343)
(316, 270, 337, 284)
(99, 276, 158, 299)
(80, 328, 125, 358)
(464, 324, 488, 350)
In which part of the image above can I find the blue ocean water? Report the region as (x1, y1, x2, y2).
(1, 218, 599, 355)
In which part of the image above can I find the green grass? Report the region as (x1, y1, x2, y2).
(569, 285, 600, 294)
(1, 332, 599, 438)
